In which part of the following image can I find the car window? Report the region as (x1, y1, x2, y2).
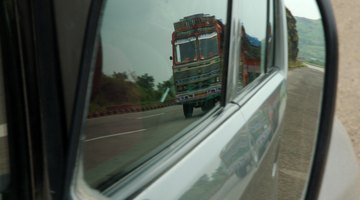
(82, 0, 228, 189)
(0, 47, 9, 193)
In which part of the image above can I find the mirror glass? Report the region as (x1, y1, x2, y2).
(79, 0, 327, 198)
(278, 0, 325, 199)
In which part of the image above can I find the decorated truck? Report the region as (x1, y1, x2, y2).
(240, 26, 262, 86)
(171, 14, 224, 118)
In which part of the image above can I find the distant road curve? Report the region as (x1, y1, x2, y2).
(306, 64, 325, 72)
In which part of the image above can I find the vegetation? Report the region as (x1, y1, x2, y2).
(286, 8, 299, 63)
(89, 71, 175, 114)
(288, 60, 306, 68)
(286, 7, 305, 69)
(295, 17, 325, 66)
(286, 8, 324, 68)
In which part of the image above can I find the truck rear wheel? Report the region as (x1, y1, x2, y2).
(183, 104, 193, 118)
(201, 100, 215, 112)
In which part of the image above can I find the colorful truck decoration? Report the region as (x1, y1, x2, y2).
(240, 26, 262, 86)
(171, 14, 224, 118)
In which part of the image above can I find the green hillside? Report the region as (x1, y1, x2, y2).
(295, 17, 325, 66)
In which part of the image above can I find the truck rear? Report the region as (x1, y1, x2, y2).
(171, 14, 224, 118)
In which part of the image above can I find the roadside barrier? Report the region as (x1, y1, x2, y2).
(87, 100, 177, 118)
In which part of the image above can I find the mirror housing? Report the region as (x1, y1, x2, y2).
(305, 0, 339, 199)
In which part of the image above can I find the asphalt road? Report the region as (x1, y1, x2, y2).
(83, 104, 206, 185)
(278, 66, 324, 199)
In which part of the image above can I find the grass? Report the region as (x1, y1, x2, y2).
(301, 60, 325, 68)
(288, 60, 306, 69)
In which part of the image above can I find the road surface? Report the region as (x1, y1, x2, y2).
(278, 66, 324, 199)
(83, 105, 206, 185)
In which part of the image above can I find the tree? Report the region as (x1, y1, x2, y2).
(286, 7, 299, 62)
(112, 71, 128, 80)
(136, 73, 155, 90)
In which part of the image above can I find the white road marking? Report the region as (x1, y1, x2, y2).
(85, 129, 147, 142)
(0, 124, 7, 137)
(280, 168, 307, 181)
(307, 65, 324, 72)
(137, 113, 164, 120)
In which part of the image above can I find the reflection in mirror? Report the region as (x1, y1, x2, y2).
(278, 0, 325, 199)
(237, 0, 268, 90)
(82, 0, 227, 189)
(179, 84, 283, 200)
(172, 14, 224, 117)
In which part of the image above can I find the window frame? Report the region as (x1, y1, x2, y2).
(227, 0, 279, 105)
(265, 0, 276, 73)
(64, 0, 105, 197)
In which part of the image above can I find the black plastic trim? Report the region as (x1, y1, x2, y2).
(63, 0, 104, 199)
(31, 0, 68, 199)
(15, 1, 48, 199)
(220, 0, 233, 106)
(0, 0, 67, 198)
(0, 1, 33, 199)
(305, 0, 338, 199)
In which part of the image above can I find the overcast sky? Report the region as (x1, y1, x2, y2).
(284, 0, 321, 19)
(100, 0, 321, 84)
(101, 0, 227, 84)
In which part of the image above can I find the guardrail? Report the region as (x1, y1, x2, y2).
(87, 100, 177, 118)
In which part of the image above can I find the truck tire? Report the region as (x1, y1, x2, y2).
(201, 100, 215, 112)
(183, 104, 193, 118)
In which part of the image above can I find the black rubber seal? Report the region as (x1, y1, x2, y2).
(63, 0, 104, 199)
(220, 0, 233, 106)
(305, 0, 338, 199)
